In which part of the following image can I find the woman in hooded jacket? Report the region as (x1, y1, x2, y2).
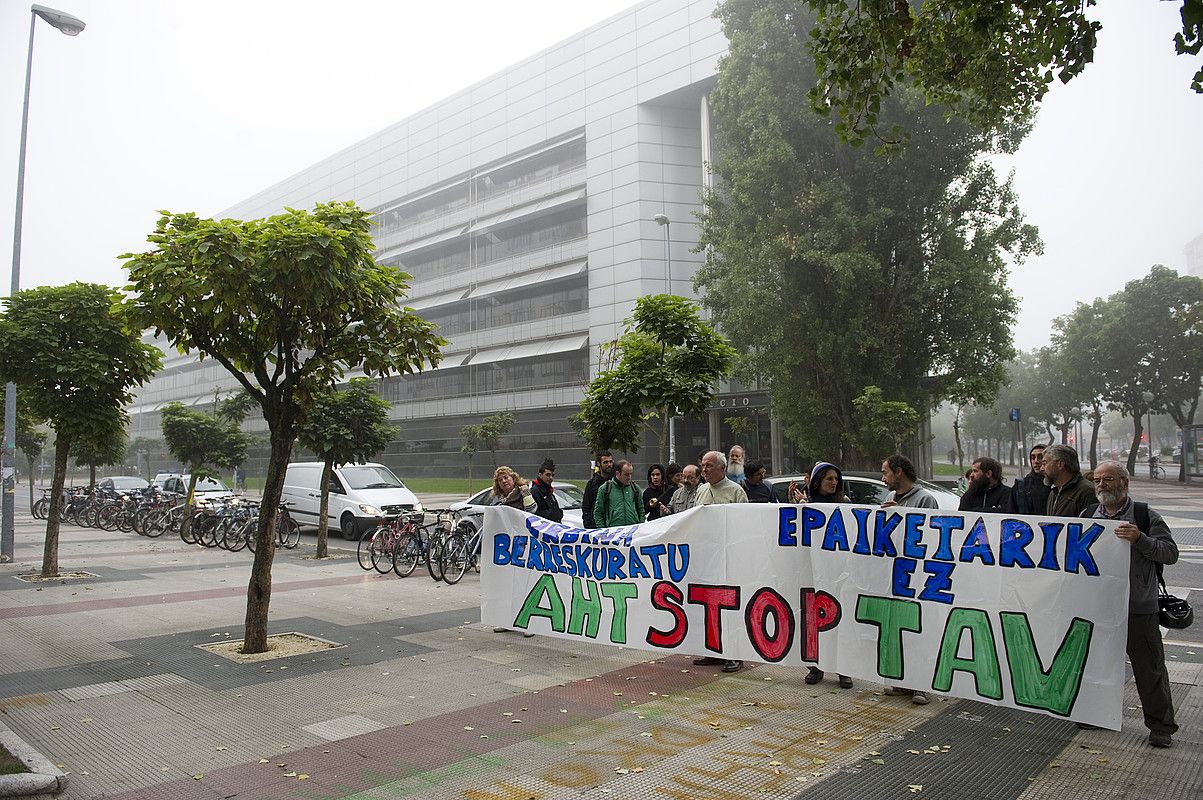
(800, 461, 854, 690)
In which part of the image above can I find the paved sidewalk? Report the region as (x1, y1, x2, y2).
(0, 485, 1199, 800)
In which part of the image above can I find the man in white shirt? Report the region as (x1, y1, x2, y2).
(692, 450, 748, 673)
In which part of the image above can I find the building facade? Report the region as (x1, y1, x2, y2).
(127, 0, 796, 480)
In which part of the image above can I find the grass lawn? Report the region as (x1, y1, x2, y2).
(242, 476, 582, 496)
(0, 743, 27, 776)
(932, 461, 966, 477)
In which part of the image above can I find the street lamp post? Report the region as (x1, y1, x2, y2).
(3, 4, 86, 562)
(652, 213, 675, 462)
(653, 214, 670, 293)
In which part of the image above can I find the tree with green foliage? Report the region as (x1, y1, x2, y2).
(1050, 299, 1112, 468)
(698, 2, 1033, 468)
(16, 401, 47, 513)
(161, 402, 251, 539)
(459, 424, 483, 486)
(572, 295, 736, 460)
(1106, 266, 1203, 479)
(297, 378, 397, 556)
(852, 385, 919, 455)
(460, 412, 517, 484)
(123, 201, 444, 653)
(0, 283, 160, 577)
(73, 425, 128, 488)
(801, 0, 1202, 152)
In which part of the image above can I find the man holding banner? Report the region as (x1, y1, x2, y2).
(484, 469, 1132, 730)
(1082, 461, 1179, 748)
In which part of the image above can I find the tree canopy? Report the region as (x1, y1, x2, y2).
(0, 283, 160, 576)
(296, 378, 396, 555)
(572, 295, 735, 458)
(123, 201, 444, 652)
(801, 0, 1202, 152)
(698, 1, 1034, 466)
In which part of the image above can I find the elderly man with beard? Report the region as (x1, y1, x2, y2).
(1042, 444, 1097, 517)
(958, 457, 1014, 514)
(1081, 461, 1179, 748)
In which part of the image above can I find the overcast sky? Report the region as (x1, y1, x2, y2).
(2, 0, 1200, 353)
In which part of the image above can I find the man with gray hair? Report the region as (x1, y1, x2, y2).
(1081, 460, 1179, 748)
(1042, 444, 1097, 517)
(692, 449, 748, 673)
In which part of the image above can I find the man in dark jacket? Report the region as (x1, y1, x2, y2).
(1043, 444, 1097, 517)
(1011, 444, 1051, 516)
(581, 450, 614, 529)
(959, 457, 1014, 513)
(1081, 461, 1178, 748)
(530, 458, 562, 523)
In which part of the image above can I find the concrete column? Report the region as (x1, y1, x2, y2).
(770, 413, 784, 475)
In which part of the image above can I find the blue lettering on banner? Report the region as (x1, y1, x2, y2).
(822, 512, 849, 551)
(850, 507, 872, 555)
(873, 511, 901, 558)
(1063, 523, 1103, 576)
(903, 513, 928, 560)
(927, 515, 963, 562)
(778, 507, 798, 546)
(960, 518, 995, 565)
(1038, 522, 1063, 571)
(999, 519, 1036, 569)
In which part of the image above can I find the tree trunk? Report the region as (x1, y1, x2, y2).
(1126, 416, 1144, 477)
(243, 416, 295, 654)
(180, 472, 200, 542)
(28, 463, 35, 514)
(659, 407, 669, 466)
(953, 410, 964, 473)
(41, 437, 70, 578)
(1089, 407, 1102, 470)
(89, 464, 96, 488)
(316, 456, 332, 559)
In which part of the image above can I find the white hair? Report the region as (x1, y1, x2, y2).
(706, 450, 727, 468)
(1095, 460, 1129, 480)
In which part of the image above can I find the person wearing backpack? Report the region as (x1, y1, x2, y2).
(1081, 460, 1179, 748)
(595, 460, 643, 527)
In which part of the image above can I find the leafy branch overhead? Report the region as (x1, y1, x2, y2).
(800, 0, 1201, 152)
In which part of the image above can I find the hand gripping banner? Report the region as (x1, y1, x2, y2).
(481, 503, 1130, 729)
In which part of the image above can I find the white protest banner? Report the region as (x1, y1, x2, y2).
(481, 503, 1130, 729)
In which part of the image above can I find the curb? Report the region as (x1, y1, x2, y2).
(0, 721, 66, 798)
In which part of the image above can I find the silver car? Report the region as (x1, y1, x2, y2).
(450, 481, 585, 535)
(769, 473, 961, 510)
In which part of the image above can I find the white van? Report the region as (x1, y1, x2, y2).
(281, 462, 422, 540)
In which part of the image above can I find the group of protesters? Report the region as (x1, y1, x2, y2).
(484, 441, 1179, 749)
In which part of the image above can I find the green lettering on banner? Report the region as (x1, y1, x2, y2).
(932, 608, 1002, 699)
(568, 577, 603, 639)
(516, 574, 566, 633)
(855, 595, 921, 680)
(600, 582, 639, 644)
(1000, 612, 1093, 716)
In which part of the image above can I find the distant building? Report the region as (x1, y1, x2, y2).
(128, 0, 792, 479)
(1186, 231, 1203, 278)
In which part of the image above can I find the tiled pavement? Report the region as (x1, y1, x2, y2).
(0, 484, 1200, 800)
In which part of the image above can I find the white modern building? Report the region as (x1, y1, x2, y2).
(129, 0, 789, 479)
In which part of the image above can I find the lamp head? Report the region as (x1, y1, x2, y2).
(32, 4, 86, 35)
(653, 214, 670, 226)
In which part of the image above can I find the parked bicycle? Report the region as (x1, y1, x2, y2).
(1149, 455, 1167, 480)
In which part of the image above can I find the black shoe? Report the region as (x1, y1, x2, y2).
(692, 656, 724, 666)
(1076, 722, 1101, 730)
(1149, 731, 1172, 748)
(838, 674, 853, 689)
(721, 660, 743, 673)
(804, 668, 823, 685)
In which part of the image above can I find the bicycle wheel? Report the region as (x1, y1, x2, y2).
(98, 505, 120, 532)
(392, 532, 421, 577)
(198, 516, 221, 548)
(32, 498, 48, 519)
(357, 528, 380, 571)
(426, 530, 446, 582)
(179, 509, 199, 545)
(117, 508, 136, 533)
(281, 516, 301, 549)
(370, 531, 395, 573)
(442, 533, 468, 585)
(225, 518, 249, 552)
